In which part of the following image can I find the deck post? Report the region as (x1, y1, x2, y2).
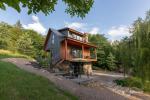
(82, 45, 84, 59)
(94, 48, 97, 59)
(65, 39, 67, 60)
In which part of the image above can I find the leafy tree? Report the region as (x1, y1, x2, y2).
(0, 22, 13, 49)
(0, 0, 94, 18)
(0, 21, 46, 58)
(88, 34, 113, 70)
(16, 32, 35, 56)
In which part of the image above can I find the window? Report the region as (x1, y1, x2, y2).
(70, 47, 82, 58)
(52, 34, 54, 44)
(90, 48, 96, 59)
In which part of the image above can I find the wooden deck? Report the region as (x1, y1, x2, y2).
(60, 38, 97, 62)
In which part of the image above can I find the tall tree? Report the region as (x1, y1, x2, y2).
(106, 52, 116, 71)
(14, 20, 22, 28)
(113, 10, 150, 81)
(88, 34, 113, 70)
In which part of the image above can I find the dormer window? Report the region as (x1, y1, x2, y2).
(52, 34, 54, 44)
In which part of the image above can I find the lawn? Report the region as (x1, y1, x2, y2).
(0, 61, 78, 100)
(0, 49, 32, 59)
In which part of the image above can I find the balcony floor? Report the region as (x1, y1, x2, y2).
(68, 58, 97, 62)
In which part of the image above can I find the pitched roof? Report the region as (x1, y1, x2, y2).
(44, 28, 64, 50)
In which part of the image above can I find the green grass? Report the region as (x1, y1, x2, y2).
(114, 77, 150, 93)
(0, 49, 32, 59)
(0, 61, 78, 100)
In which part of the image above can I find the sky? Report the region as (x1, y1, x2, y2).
(0, 0, 150, 41)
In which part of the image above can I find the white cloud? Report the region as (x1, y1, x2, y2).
(89, 27, 100, 34)
(64, 22, 87, 31)
(64, 22, 100, 34)
(107, 25, 131, 41)
(32, 15, 39, 22)
(23, 15, 46, 34)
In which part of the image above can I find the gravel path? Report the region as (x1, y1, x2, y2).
(2, 58, 130, 100)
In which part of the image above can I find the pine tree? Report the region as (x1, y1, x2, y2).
(14, 20, 22, 28)
(106, 52, 116, 71)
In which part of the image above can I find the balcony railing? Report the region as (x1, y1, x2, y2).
(67, 50, 96, 60)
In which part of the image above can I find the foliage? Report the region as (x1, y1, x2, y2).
(88, 34, 115, 70)
(0, 61, 78, 100)
(115, 77, 143, 89)
(17, 32, 35, 56)
(0, 21, 48, 66)
(0, 0, 94, 18)
(88, 10, 150, 92)
(113, 10, 150, 82)
(114, 77, 150, 93)
(106, 52, 116, 71)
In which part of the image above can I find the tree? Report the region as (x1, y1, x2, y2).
(14, 20, 22, 28)
(88, 34, 113, 70)
(106, 52, 116, 71)
(16, 32, 35, 56)
(0, 0, 94, 18)
(113, 10, 150, 82)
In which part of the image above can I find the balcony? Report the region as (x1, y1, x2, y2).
(60, 38, 97, 62)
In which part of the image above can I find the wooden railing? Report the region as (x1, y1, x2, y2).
(67, 50, 96, 60)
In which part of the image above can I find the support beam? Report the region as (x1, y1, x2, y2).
(94, 48, 97, 59)
(82, 45, 84, 59)
(65, 39, 67, 60)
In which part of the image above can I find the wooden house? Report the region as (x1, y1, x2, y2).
(44, 27, 97, 76)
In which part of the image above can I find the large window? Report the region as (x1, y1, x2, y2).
(70, 47, 82, 58)
(90, 48, 96, 59)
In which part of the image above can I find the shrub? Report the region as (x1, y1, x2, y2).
(114, 79, 128, 87)
(143, 81, 150, 93)
(114, 77, 143, 89)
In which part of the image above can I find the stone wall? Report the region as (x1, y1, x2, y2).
(83, 62, 92, 76)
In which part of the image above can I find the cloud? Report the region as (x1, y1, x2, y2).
(23, 15, 46, 34)
(65, 22, 85, 30)
(107, 25, 131, 41)
(32, 15, 39, 22)
(89, 27, 100, 34)
(64, 22, 100, 34)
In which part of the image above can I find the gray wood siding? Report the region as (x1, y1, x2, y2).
(60, 30, 69, 36)
(47, 31, 62, 64)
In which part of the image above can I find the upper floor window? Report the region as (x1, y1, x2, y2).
(52, 34, 54, 44)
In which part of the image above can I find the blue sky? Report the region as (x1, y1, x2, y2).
(0, 0, 150, 41)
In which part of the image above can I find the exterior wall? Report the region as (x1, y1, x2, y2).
(60, 41, 66, 59)
(47, 31, 63, 64)
(84, 47, 90, 59)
